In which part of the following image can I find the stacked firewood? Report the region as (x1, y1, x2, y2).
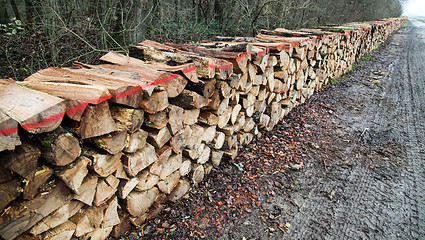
(0, 17, 406, 240)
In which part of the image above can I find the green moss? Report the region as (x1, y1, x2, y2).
(41, 133, 58, 148)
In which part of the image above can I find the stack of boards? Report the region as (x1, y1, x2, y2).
(0, 17, 406, 240)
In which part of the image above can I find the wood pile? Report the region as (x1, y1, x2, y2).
(0, 17, 406, 240)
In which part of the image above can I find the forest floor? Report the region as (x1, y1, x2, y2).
(124, 20, 425, 239)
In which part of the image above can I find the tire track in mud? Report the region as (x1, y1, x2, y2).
(278, 22, 425, 240)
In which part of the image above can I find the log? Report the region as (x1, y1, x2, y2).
(121, 143, 158, 177)
(132, 41, 215, 79)
(117, 178, 139, 199)
(56, 156, 91, 194)
(109, 106, 144, 133)
(201, 125, 216, 143)
(93, 175, 119, 206)
(140, 91, 169, 114)
(217, 107, 232, 128)
(159, 154, 183, 180)
(183, 109, 200, 125)
(0, 109, 21, 152)
(205, 90, 220, 110)
(179, 159, 192, 177)
(149, 145, 172, 176)
(0, 181, 72, 240)
(0, 178, 22, 212)
(30, 200, 83, 235)
(19, 80, 110, 122)
(216, 80, 232, 99)
(99, 52, 188, 98)
(144, 110, 168, 129)
(103, 196, 120, 228)
(87, 131, 128, 155)
(183, 143, 204, 160)
(198, 111, 219, 126)
(196, 145, 211, 164)
(123, 129, 148, 153)
(111, 211, 131, 238)
(169, 89, 210, 109)
(191, 164, 205, 185)
(26, 67, 144, 108)
(209, 131, 225, 150)
(145, 126, 172, 149)
(157, 171, 180, 194)
(72, 101, 118, 139)
(167, 105, 185, 135)
(22, 166, 53, 200)
(0, 79, 65, 134)
(186, 125, 205, 150)
(73, 175, 98, 206)
(168, 179, 190, 201)
(126, 187, 159, 217)
(85, 149, 122, 178)
(114, 162, 129, 180)
(186, 79, 216, 98)
(70, 205, 105, 238)
(0, 140, 40, 180)
(41, 221, 75, 240)
(33, 126, 81, 166)
(135, 170, 159, 191)
(170, 126, 192, 154)
(211, 150, 224, 167)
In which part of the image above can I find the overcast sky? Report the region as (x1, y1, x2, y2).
(403, 0, 425, 17)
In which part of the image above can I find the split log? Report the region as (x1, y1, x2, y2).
(121, 143, 158, 177)
(217, 107, 232, 128)
(0, 109, 21, 152)
(87, 131, 128, 155)
(135, 171, 159, 191)
(56, 156, 91, 194)
(71, 205, 105, 238)
(74, 175, 98, 206)
(117, 178, 139, 199)
(103, 196, 120, 228)
(168, 179, 190, 201)
(132, 40, 215, 79)
(186, 79, 216, 98)
(170, 126, 192, 154)
(22, 166, 53, 200)
(196, 145, 211, 164)
(99, 52, 188, 98)
(110, 106, 144, 133)
(179, 159, 192, 177)
(93, 175, 119, 206)
(123, 129, 148, 153)
(0, 178, 21, 212)
(41, 221, 75, 240)
(183, 109, 201, 125)
(191, 164, 205, 185)
(111, 211, 131, 238)
(33, 126, 81, 166)
(84, 149, 122, 178)
(145, 126, 172, 149)
(30, 200, 83, 235)
(149, 145, 172, 176)
(211, 150, 224, 167)
(170, 90, 210, 109)
(0, 79, 65, 134)
(216, 80, 232, 99)
(198, 111, 219, 126)
(0, 181, 72, 240)
(18, 80, 110, 122)
(205, 90, 220, 110)
(208, 131, 225, 150)
(185, 125, 205, 150)
(183, 143, 205, 160)
(144, 111, 168, 129)
(167, 105, 185, 135)
(159, 154, 183, 180)
(157, 170, 181, 195)
(114, 163, 129, 180)
(72, 101, 118, 139)
(0, 140, 40, 180)
(125, 187, 159, 217)
(201, 125, 217, 143)
(140, 91, 169, 114)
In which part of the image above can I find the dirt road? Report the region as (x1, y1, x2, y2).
(272, 19, 425, 239)
(138, 20, 425, 239)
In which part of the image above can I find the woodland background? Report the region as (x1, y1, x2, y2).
(0, 0, 403, 80)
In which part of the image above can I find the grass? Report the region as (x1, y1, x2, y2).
(417, 19, 425, 23)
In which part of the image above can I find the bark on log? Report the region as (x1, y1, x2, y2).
(22, 165, 53, 200)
